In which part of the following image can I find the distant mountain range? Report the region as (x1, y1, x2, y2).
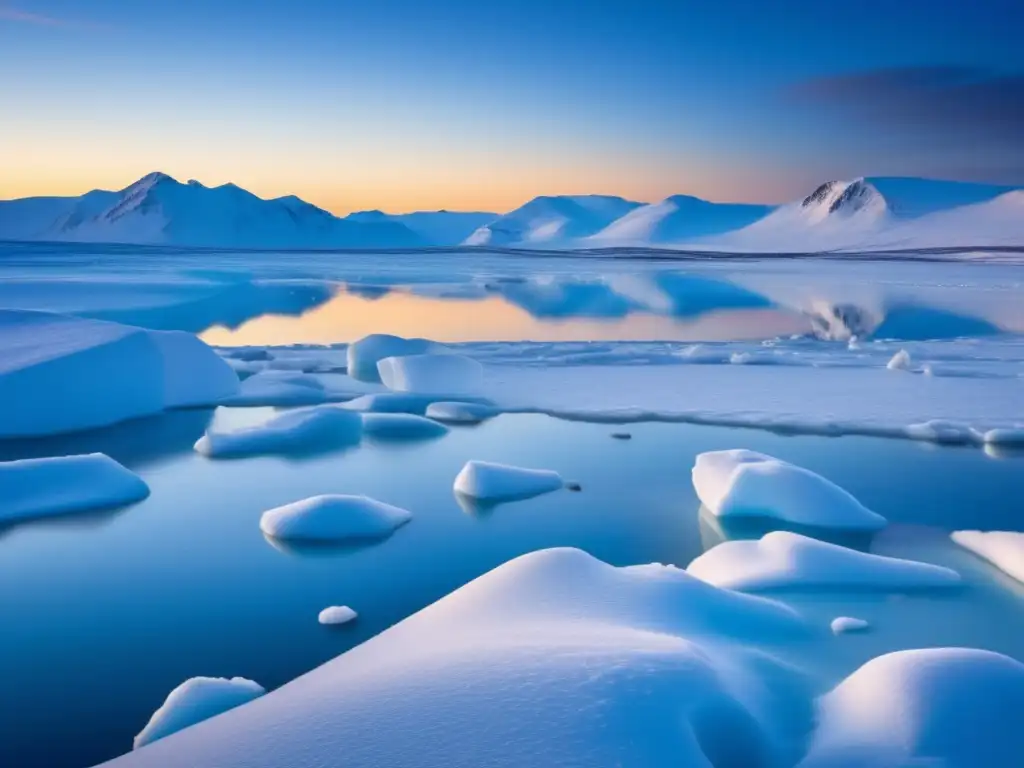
(1, 172, 1021, 251)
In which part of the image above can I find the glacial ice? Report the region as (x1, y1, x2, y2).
(378, 353, 483, 395)
(0, 453, 150, 525)
(453, 460, 563, 502)
(692, 450, 887, 532)
(133, 677, 265, 750)
(951, 530, 1024, 584)
(260, 495, 412, 542)
(799, 648, 1024, 768)
(318, 606, 358, 625)
(361, 413, 449, 441)
(346, 334, 440, 382)
(687, 531, 962, 591)
(424, 400, 497, 424)
(830, 616, 870, 634)
(195, 406, 363, 458)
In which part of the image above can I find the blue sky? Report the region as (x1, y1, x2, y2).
(2, 0, 1022, 212)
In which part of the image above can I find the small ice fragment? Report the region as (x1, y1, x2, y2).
(347, 334, 439, 382)
(133, 677, 264, 749)
(454, 460, 563, 502)
(830, 616, 870, 634)
(425, 401, 497, 424)
(377, 354, 483, 395)
(318, 606, 358, 626)
(886, 349, 912, 371)
(260, 495, 412, 542)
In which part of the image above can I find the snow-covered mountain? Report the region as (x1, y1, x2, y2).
(0, 173, 425, 249)
(345, 209, 498, 246)
(464, 195, 642, 246)
(588, 195, 771, 246)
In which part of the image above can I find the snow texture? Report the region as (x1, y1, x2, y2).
(830, 616, 870, 634)
(0, 453, 149, 525)
(453, 460, 563, 502)
(318, 606, 358, 626)
(687, 531, 962, 592)
(361, 413, 449, 441)
(260, 494, 412, 542)
(346, 334, 441, 382)
(195, 406, 363, 458)
(799, 648, 1024, 768)
(951, 530, 1024, 584)
(692, 450, 887, 532)
(378, 353, 483, 395)
(424, 401, 498, 424)
(133, 677, 265, 750)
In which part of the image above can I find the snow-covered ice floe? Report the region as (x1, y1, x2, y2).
(692, 450, 887, 532)
(687, 531, 961, 592)
(318, 606, 358, 625)
(361, 413, 449, 441)
(377, 353, 483, 395)
(424, 401, 498, 424)
(951, 530, 1024, 584)
(346, 334, 441, 382)
(133, 677, 265, 750)
(0, 310, 238, 438)
(195, 406, 363, 458)
(830, 616, 870, 634)
(453, 460, 563, 502)
(260, 495, 412, 543)
(0, 453, 149, 525)
(102, 547, 815, 767)
(799, 648, 1024, 768)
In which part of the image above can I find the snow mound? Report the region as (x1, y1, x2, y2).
(378, 353, 483, 395)
(102, 548, 812, 768)
(260, 495, 412, 542)
(0, 310, 238, 438)
(800, 648, 1024, 768)
(195, 406, 362, 458)
(951, 530, 1024, 584)
(347, 334, 441, 382)
(687, 531, 961, 592)
(0, 453, 149, 525)
(692, 450, 886, 532)
(133, 677, 265, 750)
(318, 606, 358, 626)
(454, 460, 563, 502)
(830, 616, 870, 634)
(361, 413, 449, 441)
(425, 401, 498, 424)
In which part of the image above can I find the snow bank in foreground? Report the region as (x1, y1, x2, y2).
(347, 334, 440, 382)
(951, 530, 1024, 584)
(692, 450, 886, 532)
(378, 353, 483, 395)
(195, 406, 362, 458)
(687, 531, 961, 591)
(425, 401, 498, 424)
(0, 310, 237, 438)
(361, 413, 448, 441)
(102, 548, 812, 768)
(830, 616, 870, 634)
(454, 460, 563, 502)
(0, 453, 149, 525)
(260, 495, 412, 542)
(318, 606, 358, 625)
(133, 677, 265, 750)
(800, 648, 1024, 768)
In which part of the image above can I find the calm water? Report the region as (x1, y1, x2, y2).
(1, 409, 1023, 768)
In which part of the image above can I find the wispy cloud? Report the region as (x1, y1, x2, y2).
(0, 2, 106, 29)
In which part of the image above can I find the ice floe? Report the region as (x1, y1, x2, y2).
(453, 460, 563, 502)
(424, 401, 497, 424)
(951, 530, 1024, 584)
(222, 370, 328, 407)
(830, 616, 870, 634)
(886, 348, 912, 371)
(347, 334, 440, 382)
(378, 353, 483, 395)
(195, 406, 362, 458)
(0, 453, 150, 525)
(800, 648, 1024, 768)
(133, 677, 265, 750)
(687, 531, 961, 591)
(0, 310, 238, 438)
(692, 450, 887, 532)
(260, 495, 412, 542)
(341, 392, 446, 414)
(318, 606, 358, 625)
(361, 413, 448, 441)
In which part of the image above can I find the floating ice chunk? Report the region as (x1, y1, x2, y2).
(347, 334, 440, 382)
(103, 548, 812, 768)
(195, 406, 362, 458)
(886, 349, 912, 371)
(341, 392, 444, 415)
(800, 648, 1024, 768)
(983, 427, 1024, 446)
(951, 530, 1024, 584)
(224, 371, 328, 407)
(424, 401, 497, 424)
(378, 354, 483, 395)
(133, 677, 265, 750)
(260, 495, 412, 542)
(0, 453, 149, 525)
(454, 460, 563, 502)
(362, 413, 449, 441)
(903, 419, 980, 444)
(830, 616, 870, 634)
(149, 330, 241, 408)
(687, 531, 961, 592)
(692, 450, 886, 532)
(318, 606, 358, 625)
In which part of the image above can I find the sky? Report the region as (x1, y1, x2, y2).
(2, 0, 1023, 214)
